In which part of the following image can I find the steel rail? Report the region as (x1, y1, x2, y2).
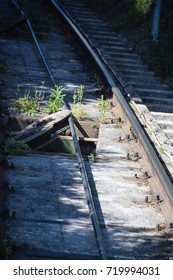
(9, 0, 56, 85)
(50, 0, 173, 207)
(9, 0, 107, 260)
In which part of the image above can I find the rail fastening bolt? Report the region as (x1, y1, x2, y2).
(135, 152, 139, 158)
(156, 224, 160, 231)
(144, 171, 149, 179)
(126, 134, 130, 141)
(135, 136, 138, 143)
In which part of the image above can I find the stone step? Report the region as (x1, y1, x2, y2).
(125, 75, 160, 84)
(151, 112, 173, 122)
(157, 120, 173, 130)
(120, 68, 154, 76)
(164, 129, 173, 140)
(136, 87, 173, 98)
(129, 81, 169, 89)
(59, 1, 86, 8)
(113, 61, 147, 70)
(108, 51, 140, 59)
(103, 45, 131, 52)
(77, 17, 108, 26)
(93, 34, 123, 42)
(146, 103, 173, 113)
(98, 40, 126, 47)
(89, 29, 119, 36)
(142, 96, 173, 105)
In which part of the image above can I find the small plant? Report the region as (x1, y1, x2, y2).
(47, 85, 65, 114)
(4, 135, 29, 155)
(92, 122, 99, 129)
(0, 234, 12, 260)
(15, 83, 44, 116)
(71, 85, 87, 120)
(98, 95, 109, 123)
(89, 150, 99, 162)
(73, 84, 85, 104)
(135, 0, 153, 16)
(93, 73, 103, 90)
(159, 146, 164, 154)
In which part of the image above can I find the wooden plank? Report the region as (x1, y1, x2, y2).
(15, 109, 70, 143)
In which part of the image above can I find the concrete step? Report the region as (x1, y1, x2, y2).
(59, 1, 86, 8)
(125, 76, 161, 85)
(89, 29, 119, 36)
(151, 112, 173, 122)
(146, 103, 173, 113)
(120, 68, 154, 76)
(109, 56, 143, 64)
(114, 62, 147, 70)
(77, 17, 108, 26)
(129, 81, 169, 89)
(136, 87, 173, 98)
(142, 96, 173, 105)
(103, 45, 132, 52)
(93, 34, 123, 42)
(99, 41, 127, 47)
(108, 51, 140, 59)
(164, 129, 173, 140)
(157, 120, 173, 130)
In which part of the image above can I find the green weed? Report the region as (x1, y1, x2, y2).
(93, 74, 103, 90)
(135, 0, 153, 15)
(47, 85, 65, 114)
(15, 83, 44, 116)
(159, 146, 164, 154)
(89, 150, 99, 162)
(71, 85, 87, 120)
(98, 95, 109, 123)
(4, 135, 29, 155)
(73, 84, 85, 104)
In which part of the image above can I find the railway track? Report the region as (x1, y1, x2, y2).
(0, 0, 173, 259)
(56, 0, 173, 178)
